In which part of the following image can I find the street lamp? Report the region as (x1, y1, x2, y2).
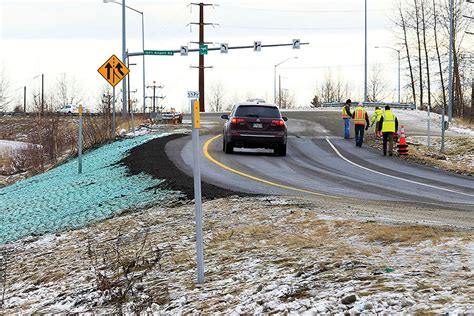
(375, 46, 401, 103)
(104, 0, 146, 115)
(274, 57, 298, 105)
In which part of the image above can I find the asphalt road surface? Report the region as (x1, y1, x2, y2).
(169, 111, 474, 211)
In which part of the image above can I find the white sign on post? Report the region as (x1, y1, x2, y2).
(254, 41, 262, 52)
(220, 43, 229, 54)
(188, 90, 204, 284)
(293, 39, 301, 49)
(180, 46, 189, 56)
(188, 91, 199, 99)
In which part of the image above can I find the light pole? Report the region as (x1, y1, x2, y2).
(364, 0, 368, 102)
(375, 46, 401, 103)
(103, 0, 146, 114)
(274, 57, 298, 105)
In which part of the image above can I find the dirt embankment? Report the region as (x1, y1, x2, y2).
(119, 133, 254, 200)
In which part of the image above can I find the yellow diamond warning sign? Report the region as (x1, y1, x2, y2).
(98, 54, 129, 87)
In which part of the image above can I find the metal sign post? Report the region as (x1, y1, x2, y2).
(130, 99, 135, 136)
(112, 87, 116, 138)
(188, 90, 204, 284)
(78, 104, 83, 174)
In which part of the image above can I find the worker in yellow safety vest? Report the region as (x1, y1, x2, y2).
(342, 99, 352, 139)
(377, 105, 399, 156)
(351, 102, 370, 147)
(370, 106, 384, 138)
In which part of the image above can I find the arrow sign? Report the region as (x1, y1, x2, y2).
(180, 46, 189, 56)
(293, 39, 301, 49)
(98, 55, 129, 87)
(254, 41, 262, 52)
(220, 43, 229, 54)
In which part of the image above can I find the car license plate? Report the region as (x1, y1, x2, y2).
(253, 123, 263, 128)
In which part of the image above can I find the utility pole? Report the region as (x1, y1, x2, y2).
(146, 81, 164, 112)
(279, 75, 282, 108)
(190, 2, 216, 113)
(23, 86, 26, 113)
(41, 74, 44, 115)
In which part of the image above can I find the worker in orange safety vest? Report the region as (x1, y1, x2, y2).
(351, 102, 370, 147)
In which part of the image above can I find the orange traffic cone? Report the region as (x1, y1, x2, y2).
(397, 124, 408, 155)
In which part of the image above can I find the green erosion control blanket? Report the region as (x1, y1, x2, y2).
(0, 134, 177, 244)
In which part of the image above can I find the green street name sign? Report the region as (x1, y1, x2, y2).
(144, 50, 174, 56)
(199, 45, 208, 55)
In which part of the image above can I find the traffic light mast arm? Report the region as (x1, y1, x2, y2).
(127, 42, 309, 57)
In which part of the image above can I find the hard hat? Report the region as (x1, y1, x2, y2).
(358, 102, 363, 106)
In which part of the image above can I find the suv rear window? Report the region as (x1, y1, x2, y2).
(235, 105, 280, 118)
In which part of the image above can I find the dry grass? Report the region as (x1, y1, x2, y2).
(361, 223, 454, 245)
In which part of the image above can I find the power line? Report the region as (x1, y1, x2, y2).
(218, 24, 387, 31)
(219, 4, 389, 14)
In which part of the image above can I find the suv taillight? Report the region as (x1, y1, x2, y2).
(271, 119, 285, 126)
(231, 118, 246, 125)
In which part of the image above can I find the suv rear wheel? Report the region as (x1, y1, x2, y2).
(275, 144, 286, 156)
(224, 138, 234, 154)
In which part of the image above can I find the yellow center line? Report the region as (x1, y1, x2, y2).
(203, 134, 340, 199)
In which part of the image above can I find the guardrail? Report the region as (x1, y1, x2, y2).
(322, 102, 416, 110)
(0, 112, 151, 118)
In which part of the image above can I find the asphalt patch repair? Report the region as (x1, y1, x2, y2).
(120, 133, 253, 200)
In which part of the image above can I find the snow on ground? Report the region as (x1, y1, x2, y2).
(1, 197, 472, 314)
(0, 140, 35, 157)
(0, 133, 182, 244)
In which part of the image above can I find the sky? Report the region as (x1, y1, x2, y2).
(1, 0, 403, 112)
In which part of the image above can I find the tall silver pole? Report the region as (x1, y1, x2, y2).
(398, 50, 401, 104)
(447, 0, 454, 122)
(364, 0, 368, 102)
(273, 65, 277, 104)
(441, 106, 445, 153)
(112, 87, 116, 138)
(142, 13, 146, 114)
(191, 98, 204, 284)
(122, 0, 127, 116)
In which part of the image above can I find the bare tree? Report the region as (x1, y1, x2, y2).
(413, 0, 425, 108)
(397, 0, 417, 105)
(54, 73, 82, 110)
(367, 63, 390, 102)
(277, 89, 296, 109)
(421, 0, 432, 110)
(0, 66, 10, 112)
(314, 70, 352, 104)
(208, 82, 227, 112)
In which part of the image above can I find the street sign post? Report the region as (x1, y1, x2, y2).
(188, 91, 204, 284)
(78, 104, 83, 174)
(144, 50, 174, 56)
(98, 55, 129, 138)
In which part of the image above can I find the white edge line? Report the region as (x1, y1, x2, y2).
(325, 137, 474, 199)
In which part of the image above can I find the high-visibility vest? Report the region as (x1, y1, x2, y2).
(342, 106, 351, 119)
(353, 106, 366, 125)
(382, 110, 396, 132)
(371, 109, 383, 123)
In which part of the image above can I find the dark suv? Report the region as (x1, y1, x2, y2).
(221, 103, 288, 156)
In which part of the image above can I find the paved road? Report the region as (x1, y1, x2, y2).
(171, 111, 474, 210)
